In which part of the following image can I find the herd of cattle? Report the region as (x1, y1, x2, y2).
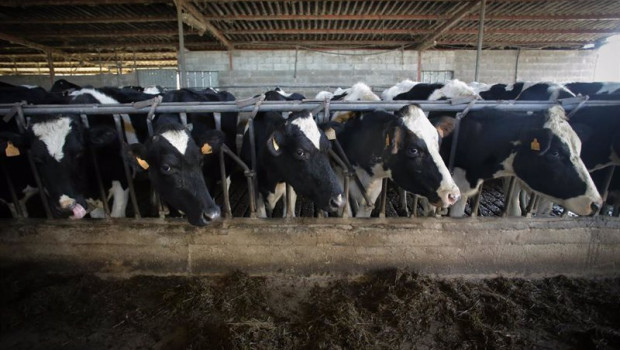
(0, 78, 618, 226)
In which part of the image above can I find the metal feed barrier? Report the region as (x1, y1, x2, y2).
(1, 97, 620, 220)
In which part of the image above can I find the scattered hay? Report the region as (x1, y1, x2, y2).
(1, 265, 619, 349)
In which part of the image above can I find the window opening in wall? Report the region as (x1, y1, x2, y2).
(421, 70, 454, 83)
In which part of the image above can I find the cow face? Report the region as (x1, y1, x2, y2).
(510, 106, 602, 215)
(265, 111, 344, 212)
(130, 125, 224, 226)
(384, 105, 461, 208)
(1, 116, 105, 218)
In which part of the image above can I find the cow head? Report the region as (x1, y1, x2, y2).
(264, 111, 344, 212)
(0, 115, 118, 218)
(384, 105, 461, 208)
(510, 106, 602, 215)
(129, 124, 225, 226)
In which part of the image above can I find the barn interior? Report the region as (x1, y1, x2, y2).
(1, 1, 620, 349)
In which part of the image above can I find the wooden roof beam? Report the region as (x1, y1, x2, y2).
(200, 13, 620, 22)
(1, 15, 176, 25)
(416, 0, 483, 51)
(176, 0, 234, 51)
(2, 0, 168, 6)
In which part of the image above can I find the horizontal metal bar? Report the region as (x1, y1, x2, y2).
(1, 99, 619, 116)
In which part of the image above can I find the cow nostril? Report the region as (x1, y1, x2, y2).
(590, 202, 601, 214)
(448, 193, 460, 203)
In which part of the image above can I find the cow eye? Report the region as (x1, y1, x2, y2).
(295, 148, 307, 159)
(550, 150, 560, 158)
(406, 147, 420, 158)
(161, 164, 172, 174)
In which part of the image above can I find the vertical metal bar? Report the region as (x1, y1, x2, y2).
(471, 184, 483, 217)
(177, 1, 187, 88)
(16, 107, 53, 219)
(285, 184, 294, 218)
(524, 192, 538, 217)
(342, 172, 351, 218)
(113, 114, 141, 218)
(412, 195, 419, 217)
(219, 148, 232, 218)
(379, 178, 388, 218)
(80, 114, 111, 218)
(474, 0, 486, 82)
(400, 189, 409, 217)
(417, 50, 422, 81)
(46, 51, 55, 89)
(179, 112, 188, 127)
(501, 177, 517, 217)
(294, 46, 299, 79)
(514, 48, 521, 83)
(248, 117, 258, 205)
(597, 166, 616, 216)
(0, 159, 24, 218)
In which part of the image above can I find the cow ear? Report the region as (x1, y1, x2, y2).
(387, 127, 404, 155)
(195, 130, 225, 156)
(526, 128, 554, 155)
(88, 126, 118, 149)
(570, 123, 593, 143)
(0, 132, 28, 157)
(266, 130, 284, 156)
(126, 143, 149, 171)
(432, 116, 456, 138)
(320, 121, 343, 139)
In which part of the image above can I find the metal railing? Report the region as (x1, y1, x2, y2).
(1, 96, 619, 220)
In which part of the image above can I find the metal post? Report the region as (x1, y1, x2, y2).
(112, 114, 141, 218)
(501, 177, 517, 217)
(80, 114, 111, 218)
(597, 166, 616, 216)
(176, 1, 187, 88)
(219, 148, 232, 218)
(471, 184, 483, 217)
(514, 48, 521, 83)
(379, 178, 388, 218)
(417, 50, 422, 81)
(46, 51, 55, 89)
(15, 106, 53, 219)
(474, 0, 486, 82)
(0, 159, 25, 218)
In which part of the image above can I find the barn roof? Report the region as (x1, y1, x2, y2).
(1, 0, 619, 75)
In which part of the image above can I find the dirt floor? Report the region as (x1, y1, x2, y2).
(1, 265, 619, 350)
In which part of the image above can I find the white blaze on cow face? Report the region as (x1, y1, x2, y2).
(291, 113, 321, 150)
(161, 129, 190, 155)
(544, 105, 602, 214)
(32, 117, 72, 162)
(344, 82, 381, 102)
(399, 105, 460, 206)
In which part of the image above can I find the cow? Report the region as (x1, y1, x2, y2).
(564, 82, 620, 98)
(50, 79, 82, 96)
(505, 83, 620, 216)
(159, 88, 238, 193)
(471, 81, 575, 101)
(432, 105, 602, 217)
(328, 101, 460, 217)
(128, 111, 225, 226)
(240, 88, 344, 217)
(381, 79, 479, 101)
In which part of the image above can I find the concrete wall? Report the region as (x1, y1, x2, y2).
(184, 49, 598, 98)
(0, 49, 599, 98)
(1, 217, 618, 278)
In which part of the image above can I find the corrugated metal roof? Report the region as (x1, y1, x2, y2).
(0, 0, 618, 74)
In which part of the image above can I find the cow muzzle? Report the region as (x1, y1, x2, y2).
(194, 207, 221, 226)
(58, 195, 87, 219)
(435, 188, 461, 208)
(328, 194, 346, 212)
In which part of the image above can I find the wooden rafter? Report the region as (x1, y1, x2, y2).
(0, 32, 99, 67)
(416, 0, 483, 50)
(176, 0, 235, 51)
(1, 15, 176, 25)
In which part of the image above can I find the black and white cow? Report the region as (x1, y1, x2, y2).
(329, 103, 460, 217)
(433, 105, 602, 216)
(50, 79, 82, 96)
(381, 79, 479, 101)
(471, 81, 575, 101)
(564, 82, 620, 99)
(241, 89, 344, 217)
(128, 111, 225, 226)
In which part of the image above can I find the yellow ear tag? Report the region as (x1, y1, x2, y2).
(5, 141, 20, 157)
(530, 138, 541, 151)
(201, 143, 213, 155)
(136, 157, 149, 170)
(272, 137, 280, 152)
(325, 128, 336, 141)
(385, 134, 390, 148)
